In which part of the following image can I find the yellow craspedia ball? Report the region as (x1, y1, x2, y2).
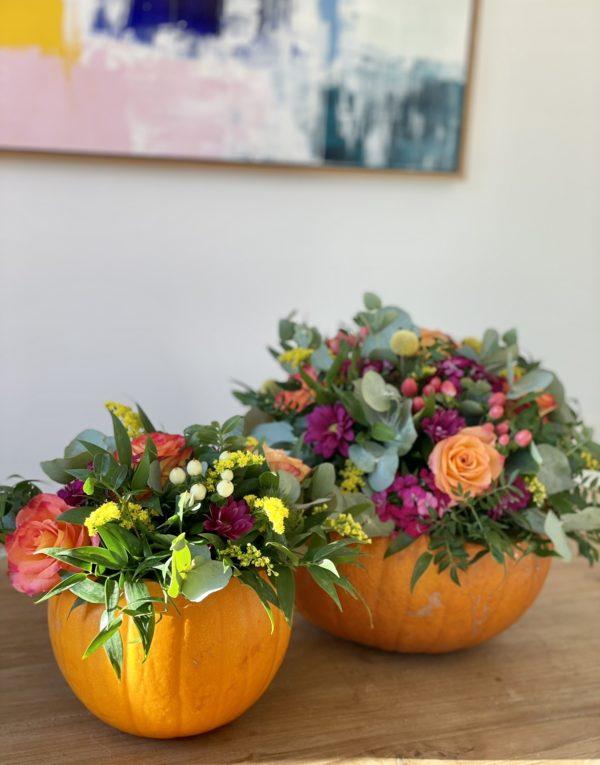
(463, 337, 482, 353)
(390, 329, 420, 357)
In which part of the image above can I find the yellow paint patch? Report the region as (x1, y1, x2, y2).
(0, 0, 80, 61)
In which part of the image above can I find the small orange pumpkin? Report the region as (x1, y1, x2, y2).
(295, 536, 551, 653)
(48, 577, 290, 738)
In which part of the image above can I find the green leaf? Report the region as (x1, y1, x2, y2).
(277, 470, 301, 504)
(410, 551, 433, 591)
(348, 444, 377, 473)
(507, 368, 553, 399)
(274, 566, 295, 622)
(385, 532, 417, 557)
(71, 578, 105, 604)
(136, 403, 156, 434)
(34, 573, 88, 603)
(41, 545, 121, 568)
(56, 507, 92, 525)
(544, 510, 573, 561)
(110, 412, 132, 468)
(181, 559, 232, 603)
(368, 447, 399, 492)
(306, 564, 342, 609)
(252, 421, 295, 447)
(363, 292, 382, 310)
(561, 506, 600, 533)
(97, 523, 142, 563)
(278, 318, 295, 343)
(370, 422, 397, 442)
(83, 614, 123, 659)
(124, 580, 155, 658)
(537, 444, 573, 494)
(147, 461, 162, 492)
(310, 463, 336, 500)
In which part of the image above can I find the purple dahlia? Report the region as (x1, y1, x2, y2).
(305, 403, 355, 459)
(204, 499, 254, 540)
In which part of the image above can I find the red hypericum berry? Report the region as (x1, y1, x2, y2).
(482, 422, 495, 434)
(489, 392, 506, 407)
(489, 405, 504, 420)
(430, 376, 442, 391)
(440, 380, 457, 398)
(422, 384, 435, 397)
(496, 421, 510, 435)
(412, 396, 425, 413)
(401, 378, 418, 397)
(498, 434, 510, 447)
(515, 429, 532, 447)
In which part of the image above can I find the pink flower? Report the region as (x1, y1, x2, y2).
(5, 494, 91, 596)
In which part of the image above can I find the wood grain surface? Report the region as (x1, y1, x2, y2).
(1, 558, 599, 764)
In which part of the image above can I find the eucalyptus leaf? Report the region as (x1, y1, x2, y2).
(348, 444, 377, 473)
(181, 558, 232, 603)
(252, 421, 295, 446)
(368, 447, 399, 492)
(544, 510, 573, 561)
(277, 470, 301, 504)
(561, 506, 600, 533)
(507, 368, 554, 400)
(310, 463, 336, 501)
(311, 344, 334, 371)
(537, 444, 573, 494)
(363, 292, 382, 310)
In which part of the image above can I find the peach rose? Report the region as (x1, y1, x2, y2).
(5, 494, 91, 596)
(428, 426, 505, 504)
(263, 444, 312, 482)
(131, 432, 192, 482)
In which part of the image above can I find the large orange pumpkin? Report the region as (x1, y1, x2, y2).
(295, 536, 551, 653)
(48, 577, 290, 738)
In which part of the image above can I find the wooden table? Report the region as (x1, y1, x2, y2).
(1, 559, 599, 764)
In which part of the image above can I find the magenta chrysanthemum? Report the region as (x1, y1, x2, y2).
(372, 469, 450, 538)
(305, 403, 355, 459)
(422, 409, 466, 442)
(203, 499, 254, 540)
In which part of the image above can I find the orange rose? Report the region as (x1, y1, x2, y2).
(131, 432, 192, 482)
(428, 426, 505, 504)
(263, 444, 312, 482)
(536, 393, 557, 418)
(5, 494, 91, 596)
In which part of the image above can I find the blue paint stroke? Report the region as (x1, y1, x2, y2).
(95, 0, 223, 43)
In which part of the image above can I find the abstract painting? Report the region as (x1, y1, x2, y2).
(0, 0, 477, 172)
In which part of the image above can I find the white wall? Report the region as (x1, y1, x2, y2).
(1, 0, 599, 481)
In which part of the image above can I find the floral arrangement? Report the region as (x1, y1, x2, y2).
(236, 293, 600, 588)
(0, 403, 364, 676)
